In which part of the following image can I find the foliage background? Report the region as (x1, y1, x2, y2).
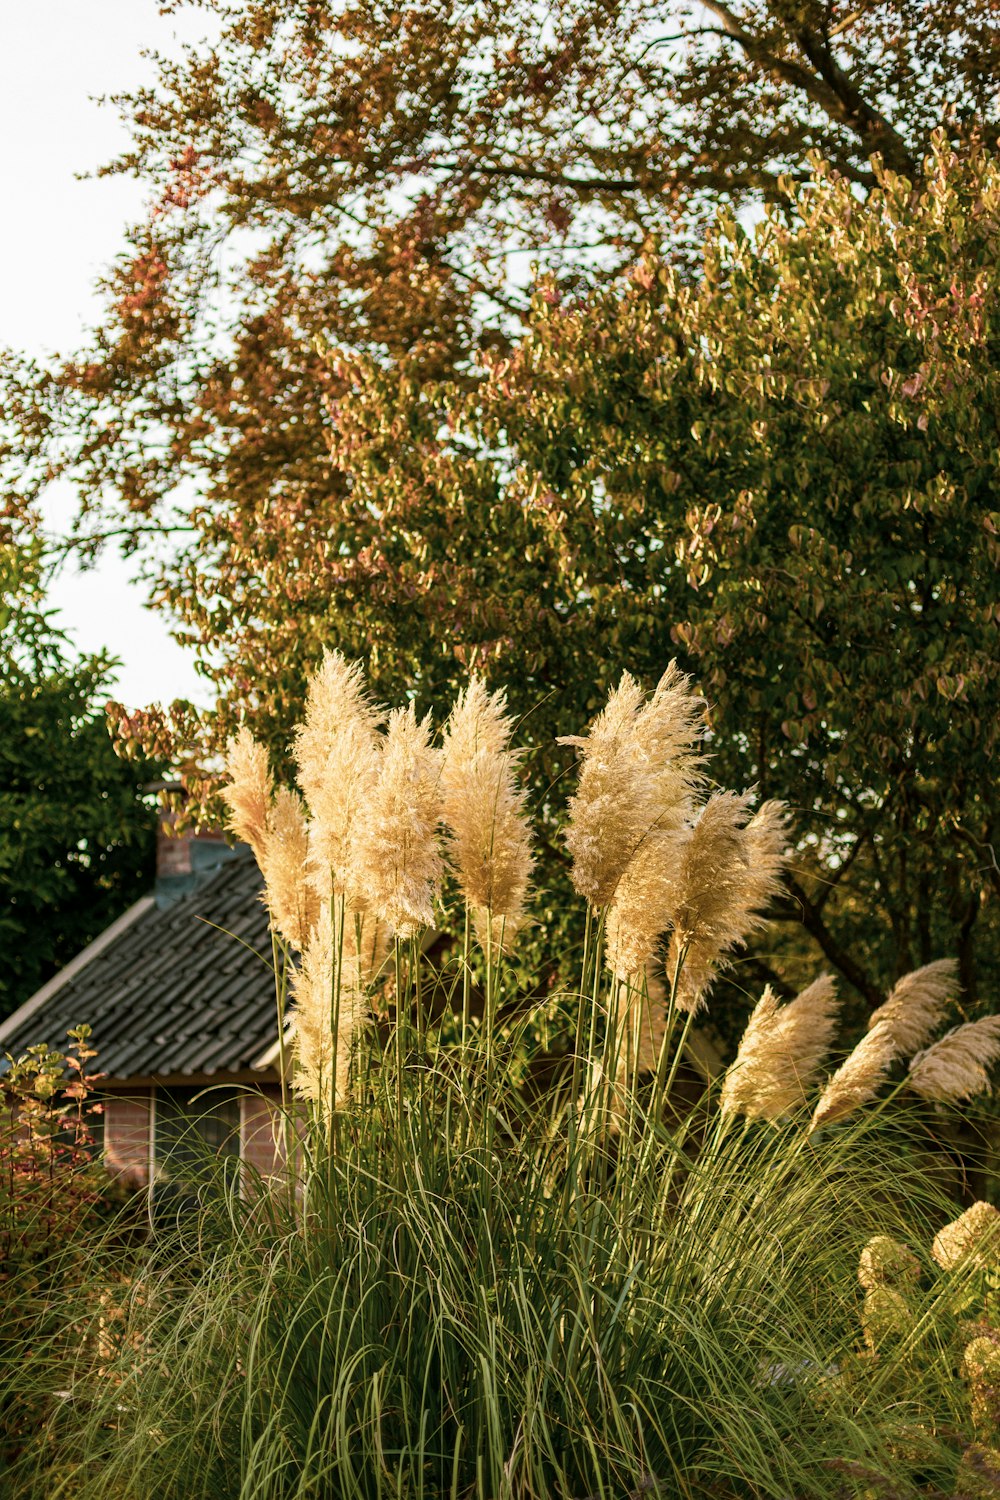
(0, 542, 157, 1020)
(0, 1, 997, 1026)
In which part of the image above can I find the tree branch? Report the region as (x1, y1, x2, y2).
(412, 159, 658, 194)
(783, 872, 881, 1006)
(813, 830, 868, 914)
(698, 0, 916, 176)
(951, 822, 1000, 900)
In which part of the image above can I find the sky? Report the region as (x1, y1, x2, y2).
(2, 1, 208, 707)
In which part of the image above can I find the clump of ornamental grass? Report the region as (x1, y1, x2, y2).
(2, 1077, 969, 1500)
(11, 657, 1000, 1500)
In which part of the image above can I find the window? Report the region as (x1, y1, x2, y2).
(152, 1086, 241, 1209)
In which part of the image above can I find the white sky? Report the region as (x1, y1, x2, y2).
(2, 0, 208, 707)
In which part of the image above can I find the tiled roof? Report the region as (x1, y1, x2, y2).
(0, 849, 277, 1080)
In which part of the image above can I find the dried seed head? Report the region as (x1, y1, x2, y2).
(293, 651, 381, 894)
(288, 912, 371, 1110)
(258, 787, 317, 950)
(441, 677, 534, 953)
(720, 974, 840, 1121)
(932, 1202, 1000, 1273)
(810, 1022, 898, 1132)
(954, 1443, 1000, 1500)
(858, 1236, 921, 1292)
(862, 1285, 912, 1353)
(605, 825, 689, 982)
(908, 1015, 1000, 1104)
(666, 792, 789, 1015)
(962, 1337, 1000, 1433)
(221, 728, 273, 861)
(560, 664, 703, 906)
(868, 958, 960, 1058)
(352, 705, 443, 938)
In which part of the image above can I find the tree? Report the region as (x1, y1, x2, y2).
(0, 542, 158, 1020)
(1, 0, 996, 735)
(292, 142, 998, 1009)
(1, 3, 997, 1010)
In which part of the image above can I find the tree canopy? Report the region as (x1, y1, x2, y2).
(212, 142, 996, 1008)
(1, 1, 998, 1009)
(2, 1, 996, 673)
(0, 543, 157, 1020)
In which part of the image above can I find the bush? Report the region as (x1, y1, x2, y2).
(0, 1027, 112, 1466)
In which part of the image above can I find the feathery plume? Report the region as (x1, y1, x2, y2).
(221, 728, 273, 861)
(719, 985, 781, 1115)
(258, 788, 318, 951)
(293, 651, 382, 893)
(604, 825, 689, 982)
(352, 705, 443, 938)
(868, 958, 960, 1058)
(665, 792, 789, 1014)
(634, 661, 707, 775)
(932, 1201, 1000, 1272)
(738, 799, 790, 925)
(810, 1022, 898, 1131)
(288, 909, 370, 1109)
(560, 664, 703, 906)
(720, 974, 840, 1121)
(441, 677, 534, 952)
(908, 1016, 1000, 1104)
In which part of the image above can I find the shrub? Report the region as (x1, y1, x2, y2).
(0, 1027, 110, 1466)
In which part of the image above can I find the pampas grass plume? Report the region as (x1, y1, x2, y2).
(441, 677, 534, 952)
(353, 704, 443, 938)
(666, 792, 789, 1014)
(560, 664, 703, 906)
(720, 974, 839, 1121)
(294, 651, 381, 892)
(221, 728, 273, 861)
(810, 1022, 898, 1132)
(605, 827, 688, 982)
(259, 788, 318, 951)
(908, 1015, 1000, 1104)
(868, 958, 959, 1058)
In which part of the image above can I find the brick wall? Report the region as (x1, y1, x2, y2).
(240, 1085, 287, 1184)
(105, 1084, 292, 1190)
(104, 1091, 153, 1187)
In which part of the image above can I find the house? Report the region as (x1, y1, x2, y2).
(0, 812, 285, 1193)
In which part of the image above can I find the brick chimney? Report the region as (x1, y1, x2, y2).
(148, 781, 239, 907)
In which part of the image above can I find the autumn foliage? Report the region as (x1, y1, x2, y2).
(1, 4, 997, 1014)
